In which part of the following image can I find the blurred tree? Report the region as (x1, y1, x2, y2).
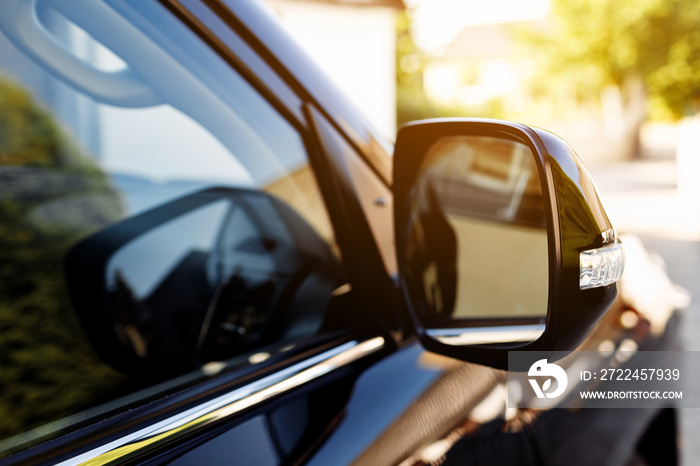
(0, 77, 148, 445)
(396, 9, 424, 93)
(396, 8, 433, 126)
(520, 0, 700, 157)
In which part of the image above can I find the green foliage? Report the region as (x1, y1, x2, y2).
(397, 88, 505, 127)
(396, 9, 424, 93)
(397, 88, 446, 126)
(0, 78, 59, 167)
(0, 78, 98, 173)
(518, 0, 700, 119)
(0, 77, 142, 446)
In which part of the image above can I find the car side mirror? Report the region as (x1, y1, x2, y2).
(393, 118, 624, 369)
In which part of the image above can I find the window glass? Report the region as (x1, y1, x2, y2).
(0, 0, 342, 452)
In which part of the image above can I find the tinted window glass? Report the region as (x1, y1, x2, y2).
(0, 0, 341, 452)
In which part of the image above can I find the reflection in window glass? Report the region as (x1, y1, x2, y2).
(0, 0, 340, 452)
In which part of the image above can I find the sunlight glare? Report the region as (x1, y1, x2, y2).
(410, 0, 551, 52)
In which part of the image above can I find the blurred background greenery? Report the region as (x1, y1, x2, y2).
(396, 0, 700, 162)
(390, 4, 700, 465)
(0, 77, 138, 440)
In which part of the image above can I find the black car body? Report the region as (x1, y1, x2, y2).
(0, 0, 681, 465)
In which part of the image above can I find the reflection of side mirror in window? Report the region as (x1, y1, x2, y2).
(65, 188, 344, 375)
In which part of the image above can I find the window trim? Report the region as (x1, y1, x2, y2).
(52, 337, 385, 466)
(159, 0, 307, 133)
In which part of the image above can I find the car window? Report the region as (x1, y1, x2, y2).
(0, 0, 343, 454)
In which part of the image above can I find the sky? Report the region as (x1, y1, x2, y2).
(408, 0, 551, 52)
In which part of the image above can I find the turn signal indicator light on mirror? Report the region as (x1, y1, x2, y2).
(579, 240, 625, 290)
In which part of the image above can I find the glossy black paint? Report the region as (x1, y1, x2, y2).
(165, 342, 448, 466)
(138, 341, 524, 466)
(305, 105, 395, 306)
(393, 118, 618, 368)
(4, 331, 370, 465)
(143, 334, 681, 466)
(534, 128, 619, 351)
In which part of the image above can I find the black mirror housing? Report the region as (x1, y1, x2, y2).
(393, 118, 622, 369)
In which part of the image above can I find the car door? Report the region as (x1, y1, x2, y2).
(0, 0, 402, 463)
(164, 3, 678, 466)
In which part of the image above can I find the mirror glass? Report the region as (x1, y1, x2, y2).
(404, 135, 549, 331)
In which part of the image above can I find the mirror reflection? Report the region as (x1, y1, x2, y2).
(406, 135, 549, 324)
(67, 188, 344, 370)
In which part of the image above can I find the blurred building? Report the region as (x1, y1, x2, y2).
(264, 0, 404, 139)
(423, 19, 652, 166)
(423, 22, 536, 112)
